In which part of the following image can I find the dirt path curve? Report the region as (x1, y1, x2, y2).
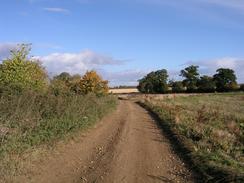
(20, 100, 196, 183)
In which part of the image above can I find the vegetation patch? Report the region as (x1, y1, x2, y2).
(0, 91, 117, 178)
(0, 44, 118, 180)
(137, 65, 240, 94)
(141, 93, 244, 182)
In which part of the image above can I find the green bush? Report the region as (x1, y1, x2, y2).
(50, 73, 73, 96)
(0, 44, 48, 93)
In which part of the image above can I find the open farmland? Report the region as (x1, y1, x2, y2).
(141, 93, 244, 182)
(109, 88, 139, 94)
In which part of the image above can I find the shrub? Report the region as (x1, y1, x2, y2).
(50, 72, 78, 96)
(69, 74, 83, 94)
(0, 44, 48, 93)
(50, 72, 106, 96)
(49, 77, 72, 96)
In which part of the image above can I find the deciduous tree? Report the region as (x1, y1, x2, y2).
(138, 69, 168, 93)
(79, 71, 109, 95)
(197, 75, 216, 93)
(171, 81, 185, 93)
(213, 68, 237, 92)
(180, 65, 199, 92)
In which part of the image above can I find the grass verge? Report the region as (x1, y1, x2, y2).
(0, 91, 117, 180)
(140, 93, 244, 182)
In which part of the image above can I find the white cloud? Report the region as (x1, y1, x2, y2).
(102, 68, 182, 87)
(185, 57, 244, 83)
(0, 43, 18, 60)
(43, 7, 70, 14)
(1, 43, 244, 86)
(34, 50, 123, 76)
(102, 69, 149, 86)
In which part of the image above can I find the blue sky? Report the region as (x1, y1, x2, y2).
(0, 0, 244, 86)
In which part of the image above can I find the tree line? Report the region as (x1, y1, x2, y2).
(138, 65, 244, 94)
(0, 44, 109, 96)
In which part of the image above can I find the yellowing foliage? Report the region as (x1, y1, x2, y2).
(79, 71, 109, 95)
(0, 44, 48, 92)
(0, 44, 109, 96)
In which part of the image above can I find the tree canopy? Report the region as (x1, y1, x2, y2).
(180, 65, 199, 92)
(0, 44, 48, 92)
(137, 66, 240, 94)
(51, 71, 108, 96)
(79, 71, 109, 95)
(171, 81, 185, 93)
(213, 68, 237, 92)
(197, 75, 216, 93)
(137, 69, 168, 93)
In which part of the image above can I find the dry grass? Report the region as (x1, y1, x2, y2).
(142, 93, 244, 182)
(0, 91, 117, 180)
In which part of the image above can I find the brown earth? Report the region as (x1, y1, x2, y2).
(16, 100, 197, 183)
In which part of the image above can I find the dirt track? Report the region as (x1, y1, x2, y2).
(19, 100, 196, 183)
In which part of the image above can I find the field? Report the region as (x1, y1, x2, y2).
(109, 88, 139, 94)
(141, 93, 244, 182)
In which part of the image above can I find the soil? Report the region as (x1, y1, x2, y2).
(16, 100, 197, 183)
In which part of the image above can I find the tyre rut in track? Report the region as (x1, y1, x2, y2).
(79, 117, 126, 183)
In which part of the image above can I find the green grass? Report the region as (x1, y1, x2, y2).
(143, 93, 244, 182)
(0, 91, 117, 179)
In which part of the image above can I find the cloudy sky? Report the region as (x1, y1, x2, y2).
(0, 0, 244, 86)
